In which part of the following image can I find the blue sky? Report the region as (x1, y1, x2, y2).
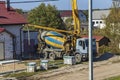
(9, 0, 113, 10)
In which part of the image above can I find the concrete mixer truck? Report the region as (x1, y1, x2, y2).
(29, 25, 97, 63)
(28, 0, 97, 63)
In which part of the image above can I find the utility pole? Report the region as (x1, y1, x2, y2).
(88, 0, 93, 80)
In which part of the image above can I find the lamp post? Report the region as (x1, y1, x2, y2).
(88, 0, 93, 80)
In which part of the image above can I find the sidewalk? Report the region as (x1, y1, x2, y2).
(0, 60, 26, 75)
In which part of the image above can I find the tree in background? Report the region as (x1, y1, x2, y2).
(15, 9, 23, 14)
(103, 1, 120, 54)
(28, 3, 65, 30)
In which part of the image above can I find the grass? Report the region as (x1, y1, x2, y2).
(3, 59, 85, 78)
(105, 76, 120, 80)
(3, 59, 66, 78)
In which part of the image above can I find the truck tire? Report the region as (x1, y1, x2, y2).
(43, 52, 48, 59)
(49, 52, 56, 60)
(75, 53, 82, 63)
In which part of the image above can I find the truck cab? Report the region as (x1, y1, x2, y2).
(75, 38, 96, 61)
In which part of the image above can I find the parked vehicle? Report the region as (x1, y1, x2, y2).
(29, 0, 97, 63)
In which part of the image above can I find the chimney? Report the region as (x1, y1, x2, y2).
(7, 0, 10, 11)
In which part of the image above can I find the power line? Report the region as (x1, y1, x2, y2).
(10, 0, 58, 4)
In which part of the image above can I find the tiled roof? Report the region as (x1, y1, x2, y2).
(81, 35, 105, 41)
(60, 10, 85, 17)
(92, 10, 110, 20)
(60, 10, 72, 17)
(0, 1, 27, 25)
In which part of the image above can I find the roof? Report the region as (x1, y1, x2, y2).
(60, 10, 72, 17)
(81, 35, 105, 41)
(60, 10, 85, 17)
(92, 9, 110, 20)
(0, 1, 27, 25)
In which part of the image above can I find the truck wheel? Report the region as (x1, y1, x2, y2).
(75, 53, 82, 63)
(49, 52, 56, 60)
(43, 52, 48, 59)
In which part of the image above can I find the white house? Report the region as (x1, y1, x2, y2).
(0, 1, 27, 59)
(92, 9, 110, 29)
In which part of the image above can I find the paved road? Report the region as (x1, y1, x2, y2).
(39, 62, 120, 80)
(20, 55, 120, 80)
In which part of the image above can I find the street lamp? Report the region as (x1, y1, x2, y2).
(88, 0, 93, 80)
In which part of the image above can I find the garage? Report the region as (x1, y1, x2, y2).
(0, 28, 15, 60)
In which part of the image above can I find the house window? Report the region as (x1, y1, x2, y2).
(100, 21, 102, 24)
(92, 21, 95, 25)
(96, 21, 98, 24)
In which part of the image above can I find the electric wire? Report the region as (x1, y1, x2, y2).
(9, 0, 58, 4)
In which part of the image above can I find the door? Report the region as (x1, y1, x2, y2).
(23, 39, 35, 58)
(0, 42, 4, 60)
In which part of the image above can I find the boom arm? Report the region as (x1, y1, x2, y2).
(28, 24, 72, 34)
(72, 0, 80, 36)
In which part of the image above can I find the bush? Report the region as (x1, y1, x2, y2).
(99, 45, 111, 55)
(109, 43, 120, 55)
(99, 42, 120, 55)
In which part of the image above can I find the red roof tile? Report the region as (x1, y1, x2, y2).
(60, 10, 85, 17)
(81, 35, 104, 41)
(0, 1, 27, 25)
(60, 10, 72, 17)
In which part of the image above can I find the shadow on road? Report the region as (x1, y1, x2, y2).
(93, 53, 114, 62)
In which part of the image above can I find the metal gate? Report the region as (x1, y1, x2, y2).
(0, 42, 4, 60)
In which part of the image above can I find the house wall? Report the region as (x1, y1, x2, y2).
(0, 32, 13, 60)
(92, 20, 105, 29)
(99, 37, 109, 46)
(92, 10, 110, 29)
(96, 41, 99, 54)
(96, 37, 110, 54)
(1, 25, 23, 57)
